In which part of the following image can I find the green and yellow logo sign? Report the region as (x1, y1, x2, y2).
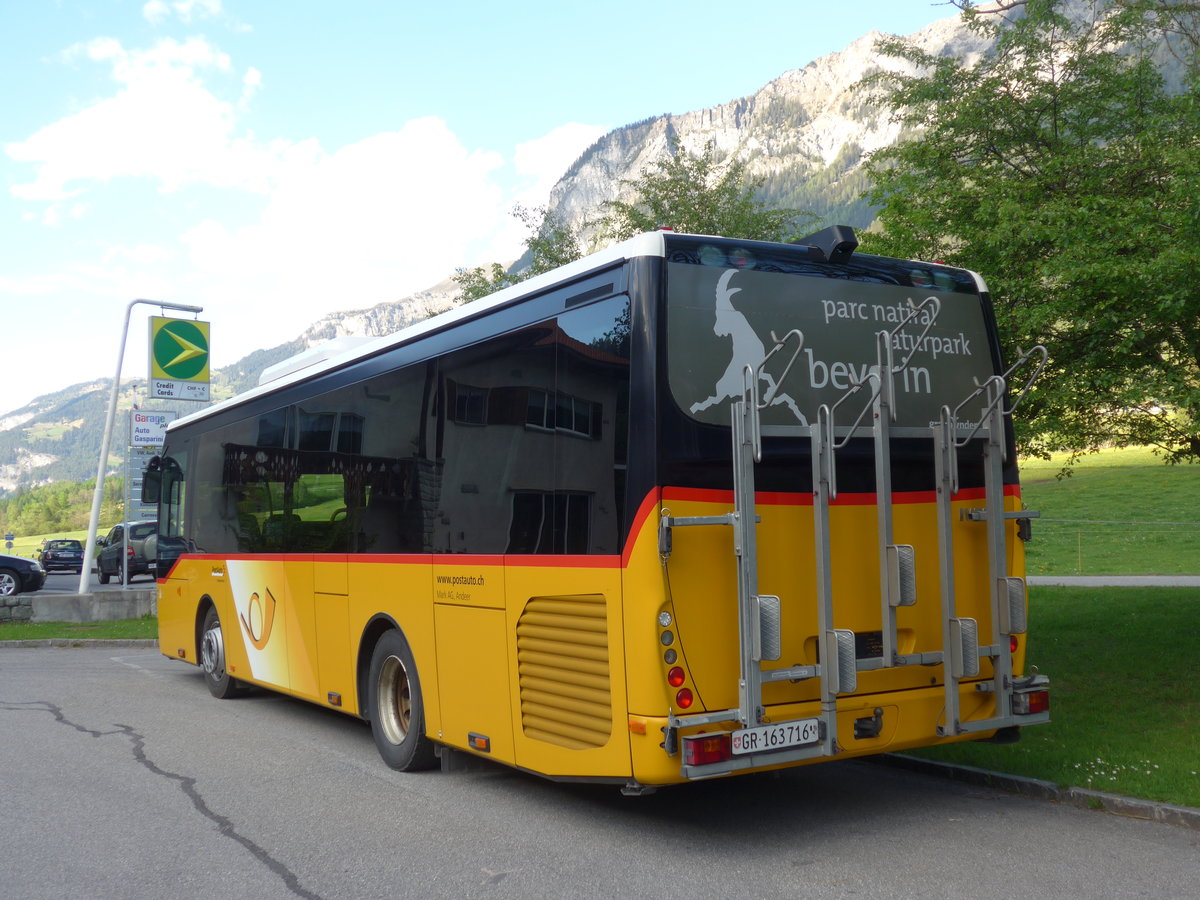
(150, 317, 210, 383)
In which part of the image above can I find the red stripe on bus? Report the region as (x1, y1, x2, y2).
(504, 555, 622, 569)
(622, 489, 663, 566)
(179, 552, 618, 569)
(353, 554, 436, 564)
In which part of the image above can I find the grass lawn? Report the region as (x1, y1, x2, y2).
(5, 528, 89, 560)
(911, 586, 1200, 808)
(0, 616, 157, 641)
(1020, 447, 1200, 575)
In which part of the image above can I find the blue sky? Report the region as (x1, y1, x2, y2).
(1, 0, 954, 415)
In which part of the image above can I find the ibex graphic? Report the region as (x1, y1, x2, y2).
(690, 269, 806, 423)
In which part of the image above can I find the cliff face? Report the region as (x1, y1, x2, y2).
(546, 13, 996, 240)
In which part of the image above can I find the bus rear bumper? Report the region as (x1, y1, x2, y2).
(628, 681, 1048, 785)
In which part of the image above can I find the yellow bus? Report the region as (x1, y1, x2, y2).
(147, 227, 1049, 793)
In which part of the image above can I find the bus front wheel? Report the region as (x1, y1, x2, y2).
(200, 606, 243, 699)
(367, 630, 437, 771)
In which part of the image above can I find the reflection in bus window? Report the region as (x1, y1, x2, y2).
(187, 296, 630, 557)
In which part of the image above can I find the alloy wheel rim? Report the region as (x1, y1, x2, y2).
(200, 625, 225, 679)
(377, 654, 412, 746)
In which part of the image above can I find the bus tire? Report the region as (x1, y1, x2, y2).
(200, 605, 243, 699)
(367, 629, 437, 771)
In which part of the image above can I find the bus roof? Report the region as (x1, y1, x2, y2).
(167, 231, 670, 432)
(166, 229, 985, 433)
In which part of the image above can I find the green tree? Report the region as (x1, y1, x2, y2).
(454, 205, 581, 303)
(454, 142, 816, 303)
(597, 139, 815, 242)
(862, 0, 1200, 463)
(0, 476, 124, 537)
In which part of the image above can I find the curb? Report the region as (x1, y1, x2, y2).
(879, 753, 1200, 831)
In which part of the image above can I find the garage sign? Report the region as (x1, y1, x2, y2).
(130, 410, 177, 447)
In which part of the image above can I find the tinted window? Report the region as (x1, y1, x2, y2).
(666, 260, 992, 430)
(432, 295, 630, 554)
(185, 296, 631, 556)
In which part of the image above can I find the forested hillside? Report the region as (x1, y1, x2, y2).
(0, 476, 124, 537)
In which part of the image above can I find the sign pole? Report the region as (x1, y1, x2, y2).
(78, 299, 203, 595)
(123, 411, 130, 585)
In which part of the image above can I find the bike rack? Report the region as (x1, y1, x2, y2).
(658, 304, 1049, 775)
(933, 345, 1048, 736)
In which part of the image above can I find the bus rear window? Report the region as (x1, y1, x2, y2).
(665, 259, 994, 431)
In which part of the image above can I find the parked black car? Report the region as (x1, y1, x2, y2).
(97, 521, 157, 584)
(0, 553, 47, 596)
(38, 538, 85, 574)
(143, 531, 187, 578)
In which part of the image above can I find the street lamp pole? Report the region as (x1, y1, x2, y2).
(78, 299, 204, 595)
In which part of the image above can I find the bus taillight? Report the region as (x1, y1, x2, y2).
(682, 733, 731, 766)
(1013, 689, 1050, 716)
(675, 688, 694, 709)
(667, 666, 686, 687)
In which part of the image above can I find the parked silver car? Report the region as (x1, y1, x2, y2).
(96, 521, 157, 584)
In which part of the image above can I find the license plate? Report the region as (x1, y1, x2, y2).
(731, 718, 820, 755)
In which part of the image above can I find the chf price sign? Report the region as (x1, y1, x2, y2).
(150, 316, 211, 401)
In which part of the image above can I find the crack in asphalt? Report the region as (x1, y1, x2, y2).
(1, 700, 323, 900)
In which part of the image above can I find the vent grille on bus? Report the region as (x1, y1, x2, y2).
(516, 595, 612, 750)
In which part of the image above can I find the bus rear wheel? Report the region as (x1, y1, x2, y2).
(200, 606, 243, 699)
(368, 630, 437, 771)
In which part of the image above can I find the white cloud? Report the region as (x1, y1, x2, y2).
(7, 37, 272, 206)
(513, 122, 606, 204)
(181, 118, 507, 305)
(239, 66, 262, 110)
(1, 32, 608, 402)
(101, 243, 176, 266)
(143, 0, 224, 26)
(474, 122, 608, 265)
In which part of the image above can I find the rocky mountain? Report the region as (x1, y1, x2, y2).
(217, 278, 460, 397)
(547, 11, 995, 242)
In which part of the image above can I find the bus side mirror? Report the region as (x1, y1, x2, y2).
(143, 465, 162, 504)
(144, 458, 163, 508)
